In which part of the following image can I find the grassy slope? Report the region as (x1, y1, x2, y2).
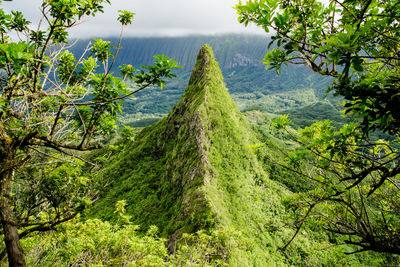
(90, 45, 381, 266)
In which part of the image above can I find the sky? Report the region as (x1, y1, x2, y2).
(2, 0, 265, 37)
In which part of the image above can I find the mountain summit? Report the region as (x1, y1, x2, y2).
(91, 44, 244, 236)
(90, 45, 350, 265)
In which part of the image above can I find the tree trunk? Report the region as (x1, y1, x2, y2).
(0, 133, 26, 266)
(0, 193, 26, 267)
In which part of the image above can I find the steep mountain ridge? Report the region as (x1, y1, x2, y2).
(90, 45, 371, 265)
(91, 44, 267, 233)
(89, 44, 237, 235)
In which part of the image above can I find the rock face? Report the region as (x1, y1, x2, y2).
(227, 52, 255, 68)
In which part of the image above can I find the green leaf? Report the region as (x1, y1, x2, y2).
(117, 10, 135, 25)
(352, 56, 364, 72)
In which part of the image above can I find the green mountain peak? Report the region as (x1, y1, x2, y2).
(173, 44, 228, 115)
(188, 44, 224, 87)
(90, 44, 234, 237)
(89, 45, 358, 265)
(91, 45, 283, 264)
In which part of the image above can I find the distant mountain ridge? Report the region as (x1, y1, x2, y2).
(117, 35, 268, 69)
(74, 34, 268, 70)
(72, 34, 333, 116)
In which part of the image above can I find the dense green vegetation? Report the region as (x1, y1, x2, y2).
(84, 45, 396, 265)
(237, 0, 400, 255)
(1, 0, 399, 265)
(281, 100, 347, 129)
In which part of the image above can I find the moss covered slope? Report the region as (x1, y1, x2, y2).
(90, 45, 375, 266)
(90, 45, 231, 236)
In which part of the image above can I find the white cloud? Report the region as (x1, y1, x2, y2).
(2, 0, 265, 37)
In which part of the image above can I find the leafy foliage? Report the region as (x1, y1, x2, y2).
(237, 0, 400, 135)
(24, 219, 168, 266)
(23, 215, 241, 266)
(237, 0, 400, 255)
